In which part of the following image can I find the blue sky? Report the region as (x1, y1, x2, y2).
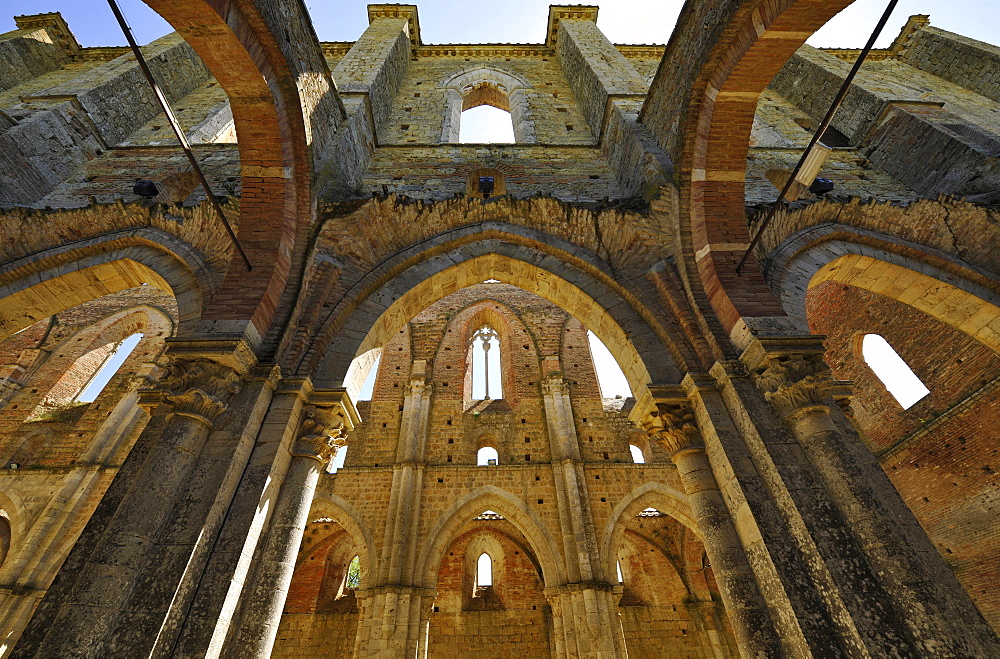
(3, 1, 997, 49)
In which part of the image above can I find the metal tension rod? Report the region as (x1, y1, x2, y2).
(107, 0, 253, 271)
(736, 0, 898, 275)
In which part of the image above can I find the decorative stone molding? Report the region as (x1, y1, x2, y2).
(160, 358, 244, 427)
(14, 12, 81, 57)
(546, 5, 599, 49)
(292, 405, 348, 463)
(643, 387, 703, 457)
(741, 337, 835, 418)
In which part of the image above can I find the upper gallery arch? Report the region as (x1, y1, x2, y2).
(439, 65, 536, 143)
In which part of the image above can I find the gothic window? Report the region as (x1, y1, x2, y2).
(345, 555, 360, 589)
(861, 334, 929, 409)
(628, 445, 645, 464)
(477, 446, 499, 466)
(29, 332, 144, 420)
(471, 326, 502, 400)
(76, 333, 143, 403)
(616, 560, 624, 585)
(476, 552, 493, 590)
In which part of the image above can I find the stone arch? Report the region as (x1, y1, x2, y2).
(769, 235, 1000, 353)
(415, 485, 565, 589)
(0, 235, 206, 341)
(309, 492, 376, 590)
(137, 0, 332, 345)
(439, 65, 536, 143)
(0, 488, 29, 581)
(649, 0, 858, 337)
(309, 228, 688, 421)
(600, 482, 697, 587)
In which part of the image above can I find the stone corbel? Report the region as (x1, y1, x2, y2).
(740, 336, 835, 418)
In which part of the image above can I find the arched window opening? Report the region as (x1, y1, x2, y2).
(459, 105, 515, 144)
(76, 333, 143, 403)
(586, 331, 631, 399)
(345, 555, 360, 589)
(616, 560, 624, 585)
(861, 334, 930, 409)
(628, 445, 645, 464)
(471, 326, 502, 400)
(476, 552, 493, 590)
(477, 446, 499, 466)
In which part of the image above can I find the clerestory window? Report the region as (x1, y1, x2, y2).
(476, 552, 493, 590)
(860, 334, 929, 409)
(471, 326, 502, 400)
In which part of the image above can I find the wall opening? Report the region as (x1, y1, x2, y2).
(587, 331, 632, 398)
(860, 334, 930, 409)
(76, 333, 143, 403)
(629, 445, 645, 464)
(345, 555, 360, 589)
(471, 326, 502, 399)
(477, 446, 499, 466)
(476, 552, 493, 589)
(459, 106, 515, 143)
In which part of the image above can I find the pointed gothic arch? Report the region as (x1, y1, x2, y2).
(415, 485, 565, 589)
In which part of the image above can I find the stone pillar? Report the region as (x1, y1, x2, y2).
(742, 336, 999, 655)
(233, 404, 345, 656)
(357, 360, 432, 657)
(643, 390, 781, 657)
(541, 370, 626, 658)
(12, 342, 258, 658)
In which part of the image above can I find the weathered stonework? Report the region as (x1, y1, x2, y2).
(0, 2, 998, 657)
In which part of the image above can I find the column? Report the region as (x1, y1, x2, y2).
(541, 370, 625, 658)
(234, 404, 346, 656)
(743, 336, 998, 655)
(643, 390, 781, 657)
(357, 360, 431, 657)
(13, 343, 259, 658)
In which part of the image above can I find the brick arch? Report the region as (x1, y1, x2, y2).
(66, 305, 176, 356)
(313, 248, 684, 422)
(415, 485, 565, 589)
(0, 236, 207, 341)
(771, 238, 1000, 353)
(600, 482, 696, 587)
(138, 0, 325, 347)
(656, 0, 858, 336)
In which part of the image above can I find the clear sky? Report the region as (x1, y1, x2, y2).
(3, 1, 997, 49)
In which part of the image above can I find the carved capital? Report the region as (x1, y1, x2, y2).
(293, 405, 348, 463)
(160, 358, 244, 426)
(541, 374, 568, 397)
(753, 353, 833, 417)
(644, 400, 703, 457)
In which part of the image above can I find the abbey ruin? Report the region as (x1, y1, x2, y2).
(0, 2, 997, 656)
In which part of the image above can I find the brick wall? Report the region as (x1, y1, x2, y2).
(806, 281, 1000, 628)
